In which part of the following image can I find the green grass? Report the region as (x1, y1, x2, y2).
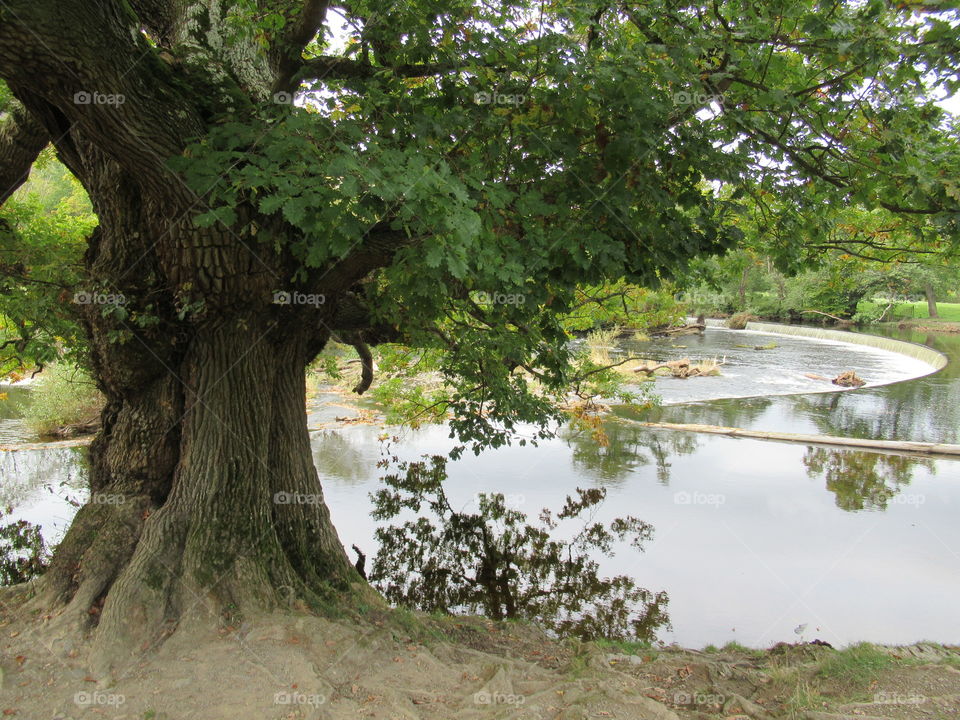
(720, 640, 765, 657)
(783, 679, 828, 718)
(815, 642, 891, 684)
(858, 298, 960, 322)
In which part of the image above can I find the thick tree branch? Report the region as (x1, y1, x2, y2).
(348, 336, 374, 394)
(0, 0, 208, 193)
(275, 0, 331, 91)
(0, 100, 48, 205)
(317, 224, 425, 295)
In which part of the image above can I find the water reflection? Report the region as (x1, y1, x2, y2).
(0, 447, 88, 544)
(621, 394, 774, 429)
(562, 422, 700, 485)
(0, 448, 88, 508)
(803, 447, 935, 512)
(311, 429, 379, 486)
(0, 384, 33, 444)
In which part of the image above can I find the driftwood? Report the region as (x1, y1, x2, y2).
(42, 419, 100, 440)
(803, 371, 866, 387)
(633, 358, 718, 378)
(636, 421, 960, 457)
(649, 323, 705, 337)
(801, 309, 854, 326)
(801, 309, 846, 322)
(832, 370, 865, 387)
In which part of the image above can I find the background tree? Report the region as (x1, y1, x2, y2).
(0, 154, 93, 376)
(685, 200, 960, 321)
(0, 0, 957, 672)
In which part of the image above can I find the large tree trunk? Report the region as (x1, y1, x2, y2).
(34, 309, 366, 672)
(924, 283, 939, 319)
(87, 320, 359, 668)
(0, 0, 393, 673)
(4, 122, 373, 672)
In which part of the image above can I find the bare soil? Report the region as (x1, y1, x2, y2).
(2, 605, 958, 719)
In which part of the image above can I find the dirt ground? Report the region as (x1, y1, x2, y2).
(1, 606, 958, 720)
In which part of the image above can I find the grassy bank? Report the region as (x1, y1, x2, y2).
(858, 299, 960, 323)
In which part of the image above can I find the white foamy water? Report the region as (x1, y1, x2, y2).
(617, 327, 939, 406)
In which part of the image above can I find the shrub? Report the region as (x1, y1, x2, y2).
(18, 363, 103, 436)
(726, 312, 756, 330)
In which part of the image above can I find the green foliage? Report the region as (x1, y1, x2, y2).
(561, 281, 686, 334)
(18, 363, 103, 436)
(7, 1, 960, 456)
(369, 454, 670, 642)
(0, 508, 50, 585)
(0, 157, 94, 376)
(687, 239, 960, 323)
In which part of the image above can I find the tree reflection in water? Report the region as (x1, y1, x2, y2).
(802, 446, 934, 512)
(562, 420, 700, 486)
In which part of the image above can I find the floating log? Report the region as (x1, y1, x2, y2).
(635, 421, 960, 457)
(0, 436, 94, 452)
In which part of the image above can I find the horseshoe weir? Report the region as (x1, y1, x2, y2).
(622, 321, 957, 457)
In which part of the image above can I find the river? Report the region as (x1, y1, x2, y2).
(2, 325, 958, 648)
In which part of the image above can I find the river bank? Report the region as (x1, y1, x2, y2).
(1, 604, 957, 719)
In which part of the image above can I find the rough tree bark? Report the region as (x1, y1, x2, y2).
(0, 0, 395, 672)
